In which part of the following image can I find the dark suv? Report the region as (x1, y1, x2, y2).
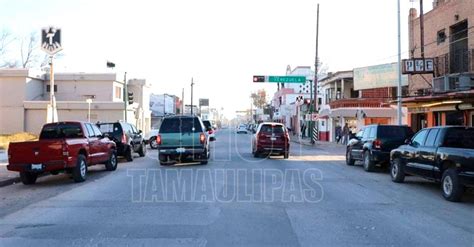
(97, 121, 146, 161)
(346, 124, 413, 172)
(157, 115, 213, 165)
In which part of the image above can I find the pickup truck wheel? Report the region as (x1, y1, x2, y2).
(125, 146, 134, 162)
(363, 151, 375, 172)
(442, 168, 464, 202)
(105, 151, 118, 171)
(346, 148, 355, 166)
(138, 143, 146, 157)
(390, 158, 405, 183)
(72, 154, 87, 183)
(20, 172, 38, 185)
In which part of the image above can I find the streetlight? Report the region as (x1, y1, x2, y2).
(86, 98, 93, 122)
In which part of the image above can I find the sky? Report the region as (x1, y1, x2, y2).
(0, 0, 433, 118)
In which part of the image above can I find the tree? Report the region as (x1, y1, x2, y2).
(251, 89, 267, 109)
(0, 29, 15, 68)
(20, 32, 40, 68)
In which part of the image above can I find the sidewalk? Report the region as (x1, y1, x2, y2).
(290, 137, 346, 153)
(0, 150, 20, 187)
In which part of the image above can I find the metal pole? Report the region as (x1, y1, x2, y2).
(49, 55, 56, 122)
(124, 72, 128, 122)
(190, 78, 194, 115)
(397, 0, 403, 125)
(181, 88, 184, 115)
(163, 94, 166, 117)
(419, 0, 425, 58)
(88, 102, 91, 122)
(312, 3, 320, 143)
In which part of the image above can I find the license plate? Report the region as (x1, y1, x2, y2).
(270, 137, 277, 141)
(176, 148, 186, 153)
(31, 164, 42, 170)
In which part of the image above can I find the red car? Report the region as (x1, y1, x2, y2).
(7, 121, 117, 184)
(251, 122, 290, 159)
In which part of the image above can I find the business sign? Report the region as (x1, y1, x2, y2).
(354, 62, 408, 90)
(402, 58, 434, 74)
(199, 98, 209, 107)
(253, 75, 306, 84)
(41, 27, 62, 55)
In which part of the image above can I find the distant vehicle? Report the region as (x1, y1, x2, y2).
(7, 121, 117, 184)
(97, 121, 146, 161)
(202, 120, 216, 141)
(237, 124, 248, 134)
(156, 115, 213, 165)
(390, 126, 474, 202)
(147, 129, 160, 149)
(346, 125, 413, 172)
(252, 122, 290, 159)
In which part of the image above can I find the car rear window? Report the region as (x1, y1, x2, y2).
(260, 125, 285, 134)
(160, 117, 203, 133)
(377, 126, 413, 139)
(203, 121, 211, 129)
(98, 123, 123, 138)
(443, 128, 474, 149)
(40, 123, 84, 139)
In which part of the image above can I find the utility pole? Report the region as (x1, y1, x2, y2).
(123, 72, 128, 122)
(181, 88, 184, 115)
(190, 78, 194, 115)
(397, 0, 403, 125)
(311, 3, 320, 143)
(49, 55, 56, 123)
(163, 94, 166, 117)
(419, 0, 425, 58)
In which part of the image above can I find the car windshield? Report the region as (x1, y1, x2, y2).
(159, 118, 202, 133)
(377, 126, 413, 139)
(443, 128, 474, 149)
(40, 123, 83, 139)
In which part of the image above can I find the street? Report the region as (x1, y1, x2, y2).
(0, 129, 473, 246)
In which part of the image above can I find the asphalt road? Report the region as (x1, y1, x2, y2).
(0, 129, 473, 246)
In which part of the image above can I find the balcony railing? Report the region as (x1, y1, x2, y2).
(434, 49, 474, 77)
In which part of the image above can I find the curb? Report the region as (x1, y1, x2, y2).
(0, 176, 21, 187)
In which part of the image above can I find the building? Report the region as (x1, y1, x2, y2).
(403, 0, 474, 131)
(319, 64, 408, 142)
(0, 69, 151, 135)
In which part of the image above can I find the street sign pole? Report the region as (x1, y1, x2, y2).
(49, 55, 56, 123)
(41, 27, 62, 123)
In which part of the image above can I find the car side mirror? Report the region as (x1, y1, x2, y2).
(404, 139, 412, 145)
(138, 130, 142, 134)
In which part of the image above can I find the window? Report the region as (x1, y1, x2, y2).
(362, 127, 371, 139)
(356, 129, 364, 139)
(91, 124, 103, 137)
(85, 124, 95, 138)
(368, 127, 376, 139)
(115, 86, 122, 99)
(378, 126, 413, 140)
(260, 124, 285, 134)
(412, 129, 428, 146)
(437, 29, 446, 44)
(442, 128, 474, 149)
(46, 85, 57, 92)
(424, 129, 440, 147)
(40, 123, 84, 139)
(159, 117, 203, 133)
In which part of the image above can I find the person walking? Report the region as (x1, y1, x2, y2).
(335, 125, 342, 144)
(342, 123, 350, 145)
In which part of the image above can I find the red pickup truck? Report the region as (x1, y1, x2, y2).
(7, 121, 117, 185)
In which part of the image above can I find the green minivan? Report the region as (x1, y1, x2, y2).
(156, 115, 213, 165)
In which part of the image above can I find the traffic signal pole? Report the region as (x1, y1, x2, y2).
(124, 72, 127, 122)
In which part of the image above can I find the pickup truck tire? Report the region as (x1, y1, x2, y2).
(442, 168, 464, 202)
(138, 143, 146, 157)
(72, 154, 87, 183)
(390, 158, 405, 183)
(20, 172, 38, 185)
(346, 149, 355, 166)
(125, 146, 134, 162)
(363, 151, 375, 172)
(105, 151, 118, 171)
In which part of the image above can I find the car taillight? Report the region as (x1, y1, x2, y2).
(62, 144, 69, 156)
(121, 134, 127, 143)
(156, 135, 162, 145)
(374, 139, 382, 149)
(200, 133, 206, 144)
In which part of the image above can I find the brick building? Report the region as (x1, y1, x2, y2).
(404, 0, 474, 131)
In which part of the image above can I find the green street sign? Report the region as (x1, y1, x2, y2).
(268, 76, 306, 83)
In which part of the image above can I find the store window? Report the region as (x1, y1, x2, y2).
(434, 112, 442, 126)
(115, 86, 122, 100)
(445, 111, 464, 126)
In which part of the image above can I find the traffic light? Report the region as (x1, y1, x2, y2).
(128, 92, 134, 104)
(253, 75, 265, 83)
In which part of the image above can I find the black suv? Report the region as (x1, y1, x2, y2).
(97, 121, 146, 161)
(346, 124, 413, 172)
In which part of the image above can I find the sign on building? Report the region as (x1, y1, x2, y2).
(199, 98, 209, 107)
(402, 58, 434, 74)
(354, 62, 408, 90)
(41, 27, 62, 55)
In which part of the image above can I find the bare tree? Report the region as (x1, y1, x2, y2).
(20, 32, 40, 68)
(0, 29, 15, 68)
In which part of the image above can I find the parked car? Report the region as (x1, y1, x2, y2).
(202, 120, 216, 141)
(252, 122, 290, 159)
(346, 124, 413, 172)
(7, 121, 117, 184)
(390, 126, 474, 202)
(147, 129, 160, 149)
(156, 115, 213, 165)
(237, 124, 248, 134)
(97, 121, 146, 161)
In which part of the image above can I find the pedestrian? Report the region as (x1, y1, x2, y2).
(342, 123, 350, 145)
(335, 125, 342, 144)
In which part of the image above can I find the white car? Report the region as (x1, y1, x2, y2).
(146, 129, 160, 149)
(237, 124, 248, 134)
